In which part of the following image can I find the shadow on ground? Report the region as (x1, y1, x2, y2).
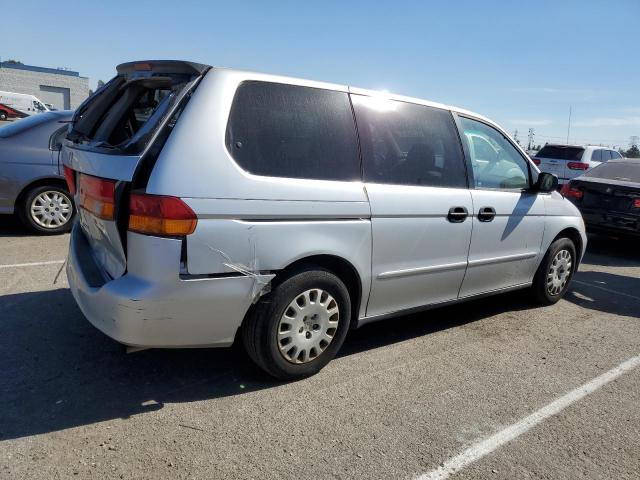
(0, 214, 31, 238)
(568, 270, 640, 318)
(581, 233, 640, 268)
(1, 230, 637, 441)
(0, 286, 536, 441)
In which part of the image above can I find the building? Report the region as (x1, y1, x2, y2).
(0, 62, 90, 110)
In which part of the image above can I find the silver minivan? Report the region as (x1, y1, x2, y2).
(64, 60, 586, 379)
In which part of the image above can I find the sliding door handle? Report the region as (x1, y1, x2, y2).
(478, 207, 496, 222)
(447, 206, 468, 223)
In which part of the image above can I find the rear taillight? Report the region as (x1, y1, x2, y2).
(532, 158, 541, 165)
(128, 193, 197, 236)
(79, 174, 116, 220)
(560, 183, 583, 199)
(63, 165, 76, 195)
(633, 198, 640, 209)
(567, 162, 589, 170)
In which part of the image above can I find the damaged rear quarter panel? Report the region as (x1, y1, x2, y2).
(183, 198, 373, 318)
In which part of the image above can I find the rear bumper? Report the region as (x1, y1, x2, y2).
(581, 209, 640, 237)
(67, 225, 274, 348)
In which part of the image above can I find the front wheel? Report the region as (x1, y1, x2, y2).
(18, 185, 75, 234)
(530, 238, 577, 305)
(242, 266, 351, 380)
(0, 111, 7, 121)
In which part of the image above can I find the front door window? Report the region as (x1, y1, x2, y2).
(460, 117, 531, 190)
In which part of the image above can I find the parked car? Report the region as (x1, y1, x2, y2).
(0, 103, 26, 121)
(561, 158, 640, 238)
(0, 111, 75, 234)
(63, 60, 586, 380)
(0, 91, 50, 117)
(532, 144, 623, 185)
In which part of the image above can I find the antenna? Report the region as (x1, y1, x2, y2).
(566, 106, 572, 144)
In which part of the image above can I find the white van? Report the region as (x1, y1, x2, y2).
(0, 91, 50, 116)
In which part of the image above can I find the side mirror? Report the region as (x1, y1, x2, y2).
(535, 172, 558, 193)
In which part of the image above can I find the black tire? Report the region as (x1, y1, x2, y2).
(242, 266, 351, 380)
(18, 185, 75, 235)
(0, 112, 7, 121)
(530, 237, 577, 305)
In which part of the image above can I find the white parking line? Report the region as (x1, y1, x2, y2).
(573, 279, 640, 302)
(416, 353, 640, 480)
(0, 260, 65, 269)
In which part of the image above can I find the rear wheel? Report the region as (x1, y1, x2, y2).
(242, 266, 351, 380)
(531, 238, 577, 305)
(18, 185, 75, 234)
(0, 111, 7, 121)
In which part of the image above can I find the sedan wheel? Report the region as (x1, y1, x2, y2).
(30, 190, 73, 229)
(19, 185, 75, 235)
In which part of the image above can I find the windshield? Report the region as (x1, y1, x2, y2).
(0, 112, 61, 138)
(536, 145, 585, 160)
(583, 161, 640, 183)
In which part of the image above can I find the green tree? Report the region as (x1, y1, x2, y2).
(625, 145, 640, 158)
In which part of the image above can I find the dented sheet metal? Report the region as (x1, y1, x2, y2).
(206, 245, 273, 301)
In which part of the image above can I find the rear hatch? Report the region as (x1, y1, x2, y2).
(534, 145, 585, 181)
(62, 60, 209, 279)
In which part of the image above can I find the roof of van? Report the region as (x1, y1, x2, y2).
(542, 144, 617, 150)
(221, 66, 495, 123)
(116, 60, 497, 128)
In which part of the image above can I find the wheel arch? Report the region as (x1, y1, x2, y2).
(552, 227, 584, 266)
(15, 176, 70, 211)
(272, 254, 363, 329)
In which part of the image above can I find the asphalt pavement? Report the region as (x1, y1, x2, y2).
(1, 214, 639, 479)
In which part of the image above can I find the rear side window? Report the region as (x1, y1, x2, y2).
(592, 149, 602, 162)
(583, 161, 640, 182)
(536, 146, 585, 160)
(352, 96, 467, 188)
(226, 81, 360, 181)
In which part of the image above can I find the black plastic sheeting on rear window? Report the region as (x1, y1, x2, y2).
(536, 146, 585, 160)
(226, 81, 361, 181)
(583, 161, 640, 183)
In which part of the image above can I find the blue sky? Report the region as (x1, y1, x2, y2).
(5, 0, 639, 149)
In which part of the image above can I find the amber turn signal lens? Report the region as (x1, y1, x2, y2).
(128, 193, 197, 236)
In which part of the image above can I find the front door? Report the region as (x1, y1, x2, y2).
(457, 116, 545, 297)
(351, 94, 473, 317)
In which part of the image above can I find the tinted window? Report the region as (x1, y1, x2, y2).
(536, 145, 585, 160)
(352, 96, 466, 188)
(611, 150, 623, 159)
(591, 149, 602, 162)
(460, 117, 530, 189)
(583, 161, 640, 183)
(226, 81, 360, 181)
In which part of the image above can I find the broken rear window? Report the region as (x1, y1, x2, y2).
(68, 70, 201, 154)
